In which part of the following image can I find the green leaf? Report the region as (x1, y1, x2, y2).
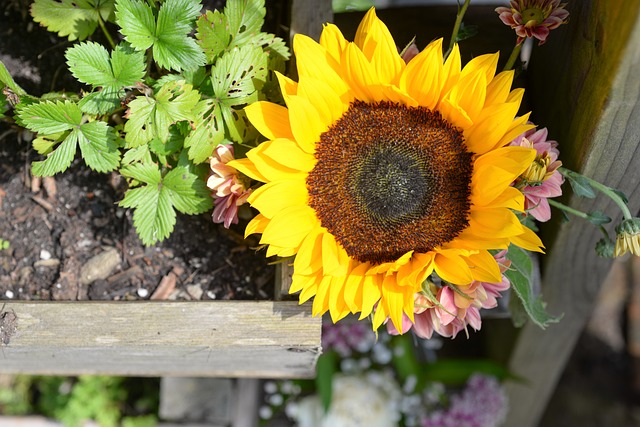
(0, 60, 27, 97)
(505, 245, 562, 329)
(32, 135, 77, 176)
(32, 136, 60, 155)
(124, 80, 200, 147)
(116, 0, 206, 72)
(613, 189, 629, 204)
(67, 42, 145, 89)
(19, 101, 82, 134)
(31, 0, 115, 41)
(196, 10, 231, 63)
(115, 0, 156, 50)
(586, 211, 612, 225)
(77, 121, 120, 172)
(78, 87, 124, 114)
(225, 0, 264, 41)
(564, 170, 596, 198)
(120, 183, 175, 245)
(211, 45, 267, 107)
(119, 161, 212, 245)
(315, 351, 337, 413)
(163, 165, 213, 214)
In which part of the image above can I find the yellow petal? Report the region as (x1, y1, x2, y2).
(246, 142, 306, 182)
(381, 275, 406, 333)
(282, 93, 326, 154)
(248, 179, 308, 219)
(261, 205, 319, 250)
(297, 75, 349, 126)
(485, 70, 515, 106)
(359, 273, 382, 319)
(228, 157, 267, 182)
(298, 277, 318, 303)
(275, 71, 297, 96)
(320, 23, 348, 62)
(294, 34, 351, 100)
(294, 227, 324, 275)
(433, 250, 474, 285)
(445, 68, 487, 124)
(290, 271, 316, 296)
(312, 275, 332, 317)
(511, 226, 545, 253)
(495, 113, 535, 148)
(474, 146, 536, 179)
(261, 138, 316, 172)
(464, 101, 521, 154)
(245, 101, 295, 141)
(461, 53, 498, 86)
(439, 43, 461, 103)
(471, 162, 522, 207)
(400, 38, 444, 109)
(329, 276, 350, 322)
(468, 207, 523, 238)
(354, 7, 405, 84)
(343, 262, 369, 313)
(322, 233, 350, 276)
(342, 42, 384, 102)
(466, 250, 502, 283)
(244, 213, 269, 238)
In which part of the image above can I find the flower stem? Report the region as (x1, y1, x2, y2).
(548, 199, 590, 220)
(503, 42, 522, 72)
(98, 15, 116, 50)
(446, 0, 472, 58)
(559, 167, 633, 220)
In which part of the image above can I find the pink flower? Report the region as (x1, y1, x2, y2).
(496, 0, 569, 45)
(510, 127, 563, 222)
(386, 252, 511, 339)
(207, 144, 252, 228)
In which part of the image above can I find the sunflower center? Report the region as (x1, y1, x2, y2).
(352, 143, 429, 221)
(306, 101, 473, 265)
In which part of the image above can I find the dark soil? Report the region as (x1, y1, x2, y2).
(0, 3, 274, 302)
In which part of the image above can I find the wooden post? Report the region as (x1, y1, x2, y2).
(503, 1, 640, 425)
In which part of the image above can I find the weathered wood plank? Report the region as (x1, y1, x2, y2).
(504, 1, 640, 425)
(0, 301, 321, 378)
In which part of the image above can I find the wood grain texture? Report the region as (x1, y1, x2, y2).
(0, 301, 321, 378)
(504, 1, 640, 425)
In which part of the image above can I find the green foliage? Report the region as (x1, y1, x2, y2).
(31, 0, 116, 41)
(5, 0, 289, 246)
(116, 0, 206, 72)
(505, 245, 563, 329)
(0, 376, 159, 427)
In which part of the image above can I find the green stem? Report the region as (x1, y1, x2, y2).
(446, 0, 472, 58)
(560, 167, 633, 220)
(97, 15, 116, 50)
(503, 42, 522, 72)
(548, 199, 590, 221)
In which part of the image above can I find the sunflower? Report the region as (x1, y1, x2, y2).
(230, 8, 543, 331)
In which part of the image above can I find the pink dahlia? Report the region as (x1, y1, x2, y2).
(386, 252, 511, 339)
(207, 144, 252, 228)
(510, 127, 563, 222)
(496, 0, 569, 45)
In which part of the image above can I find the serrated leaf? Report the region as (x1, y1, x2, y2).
(32, 135, 77, 176)
(124, 80, 200, 147)
(163, 166, 213, 214)
(33, 135, 62, 155)
(110, 44, 146, 86)
(77, 121, 120, 172)
(116, 0, 206, 72)
(121, 144, 153, 166)
(31, 0, 115, 41)
(19, 101, 82, 134)
(121, 161, 161, 184)
(78, 88, 124, 114)
(211, 45, 267, 107)
(225, 0, 265, 45)
(196, 10, 231, 63)
(119, 184, 176, 245)
(565, 170, 596, 198)
(66, 41, 113, 86)
(115, 0, 156, 50)
(505, 245, 562, 329)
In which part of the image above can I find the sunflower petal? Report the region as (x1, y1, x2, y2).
(320, 23, 348, 62)
(400, 38, 444, 109)
(245, 101, 295, 141)
(434, 251, 474, 285)
(248, 179, 308, 219)
(261, 205, 319, 249)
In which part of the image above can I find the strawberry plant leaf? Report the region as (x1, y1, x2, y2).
(124, 80, 200, 147)
(163, 165, 213, 214)
(183, 100, 225, 163)
(225, 0, 265, 45)
(32, 134, 77, 176)
(78, 87, 125, 115)
(31, 0, 115, 41)
(119, 181, 176, 246)
(77, 121, 120, 172)
(19, 100, 82, 134)
(116, 0, 206, 72)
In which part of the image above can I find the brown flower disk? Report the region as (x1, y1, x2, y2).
(307, 101, 473, 264)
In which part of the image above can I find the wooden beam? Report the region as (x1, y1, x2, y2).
(0, 301, 321, 378)
(504, 1, 640, 425)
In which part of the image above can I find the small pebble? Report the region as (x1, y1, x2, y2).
(55, 283, 62, 289)
(137, 288, 149, 298)
(40, 249, 51, 260)
(207, 290, 217, 300)
(5, 290, 14, 299)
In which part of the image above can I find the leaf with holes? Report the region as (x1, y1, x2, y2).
(124, 80, 200, 147)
